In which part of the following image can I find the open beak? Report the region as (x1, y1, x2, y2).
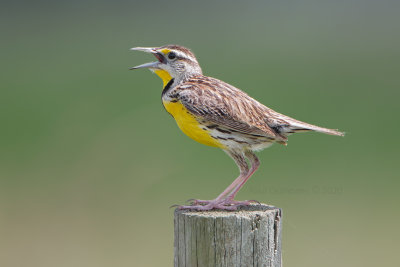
(129, 47, 163, 70)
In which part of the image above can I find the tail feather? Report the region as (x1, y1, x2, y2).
(288, 119, 345, 136)
(265, 108, 345, 137)
(272, 114, 345, 137)
(293, 125, 345, 136)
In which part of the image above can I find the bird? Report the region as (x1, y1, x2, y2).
(129, 44, 344, 211)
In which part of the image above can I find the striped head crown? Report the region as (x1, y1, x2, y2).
(130, 45, 203, 84)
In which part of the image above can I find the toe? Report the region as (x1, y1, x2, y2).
(178, 204, 212, 211)
(215, 204, 238, 210)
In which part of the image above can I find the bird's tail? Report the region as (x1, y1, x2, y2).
(287, 118, 345, 136)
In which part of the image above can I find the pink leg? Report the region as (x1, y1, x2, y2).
(179, 150, 250, 211)
(189, 170, 247, 205)
(225, 152, 260, 202)
(181, 172, 248, 209)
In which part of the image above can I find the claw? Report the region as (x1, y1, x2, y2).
(215, 204, 238, 210)
(178, 205, 207, 210)
(177, 202, 239, 211)
(185, 199, 216, 205)
(220, 199, 258, 207)
(173, 197, 257, 211)
(169, 204, 180, 209)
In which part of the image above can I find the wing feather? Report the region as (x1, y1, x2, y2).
(175, 77, 286, 141)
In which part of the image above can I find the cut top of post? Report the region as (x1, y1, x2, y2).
(174, 203, 280, 218)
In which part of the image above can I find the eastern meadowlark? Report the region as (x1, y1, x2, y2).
(130, 45, 344, 211)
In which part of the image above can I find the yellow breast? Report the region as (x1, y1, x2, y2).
(163, 100, 225, 148)
(151, 68, 224, 148)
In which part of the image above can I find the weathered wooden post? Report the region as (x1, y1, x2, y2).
(174, 204, 282, 267)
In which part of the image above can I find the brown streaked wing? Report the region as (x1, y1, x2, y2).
(175, 76, 286, 141)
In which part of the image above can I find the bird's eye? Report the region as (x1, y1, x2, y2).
(168, 52, 177, 60)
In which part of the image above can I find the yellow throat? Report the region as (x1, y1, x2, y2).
(154, 69, 225, 149)
(154, 69, 172, 87)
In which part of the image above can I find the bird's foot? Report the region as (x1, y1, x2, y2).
(178, 202, 238, 211)
(179, 198, 229, 210)
(186, 198, 219, 205)
(223, 199, 260, 206)
(178, 198, 259, 211)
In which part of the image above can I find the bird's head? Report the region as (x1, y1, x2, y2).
(130, 45, 202, 87)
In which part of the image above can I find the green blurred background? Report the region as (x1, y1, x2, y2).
(1, 0, 399, 266)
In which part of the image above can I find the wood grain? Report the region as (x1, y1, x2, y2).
(174, 204, 282, 267)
